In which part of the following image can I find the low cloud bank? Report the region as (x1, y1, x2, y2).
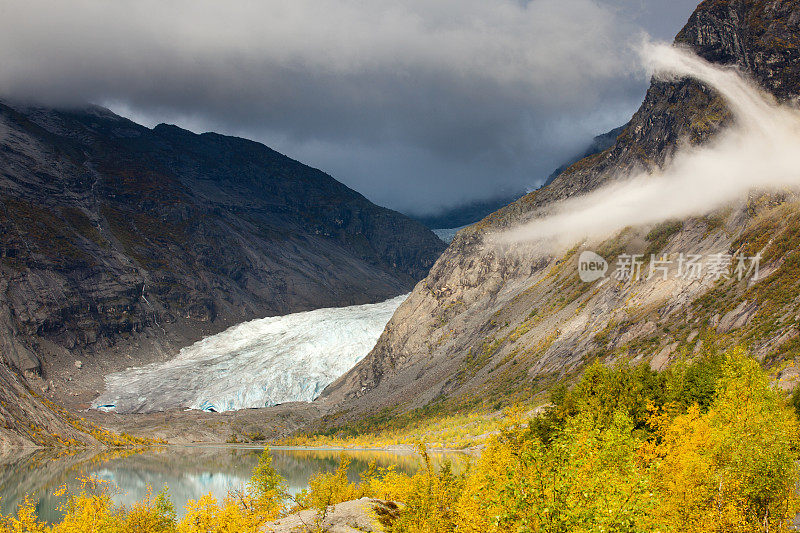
(0, 0, 652, 214)
(501, 43, 800, 247)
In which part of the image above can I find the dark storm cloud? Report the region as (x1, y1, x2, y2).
(0, 0, 699, 216)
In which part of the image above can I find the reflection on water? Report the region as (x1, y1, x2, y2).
(0, 446, 462, 523)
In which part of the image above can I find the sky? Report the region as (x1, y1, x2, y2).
(0, 0, 700, 217)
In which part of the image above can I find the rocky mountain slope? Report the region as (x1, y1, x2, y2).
(0, 103, 444, 443)
(320, 0, 800, 422)
(0, 363, 100, 449)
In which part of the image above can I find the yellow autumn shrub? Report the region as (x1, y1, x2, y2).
(177, 493, 262, 533)
(647, 348, 799, 533)
(293, 455, 365, 512)
(50, 478, 118, 533)
(0, 495, 49, 533)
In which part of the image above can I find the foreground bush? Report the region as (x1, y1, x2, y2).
(458, 348, 798, 533)
(1, 347, 797, 532)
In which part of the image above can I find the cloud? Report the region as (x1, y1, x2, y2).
(499, 43, 800, 249)
(0, 0, 694, 215)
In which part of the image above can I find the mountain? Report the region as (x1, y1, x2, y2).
(319, 0, 800, 421)
(414, 194, 525, 231)
(541, 124, 627, 189)
(0, 102, 445, 439)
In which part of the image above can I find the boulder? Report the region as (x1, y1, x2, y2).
(262, 498, 401, 533)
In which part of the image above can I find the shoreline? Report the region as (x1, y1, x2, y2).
(0, 441, 479, 457)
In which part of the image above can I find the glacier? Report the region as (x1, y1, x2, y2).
(91, 294, 407, 413)
(433, 225, 468, 244)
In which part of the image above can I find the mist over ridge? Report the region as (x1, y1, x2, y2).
(499, 43, 800, 249)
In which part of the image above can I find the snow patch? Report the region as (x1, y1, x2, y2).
(433, 226, 467, 243)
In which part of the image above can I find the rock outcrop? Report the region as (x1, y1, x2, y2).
(262, 498, 400, 533)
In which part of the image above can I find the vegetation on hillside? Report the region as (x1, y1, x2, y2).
(1, 346, 797, 532)
(278, 408, 514, 450)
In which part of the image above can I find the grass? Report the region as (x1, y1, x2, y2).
(277, 408, 524, 450)
(644, 220, 682, 258)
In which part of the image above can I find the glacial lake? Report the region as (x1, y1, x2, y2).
(0, 446, 463, 523)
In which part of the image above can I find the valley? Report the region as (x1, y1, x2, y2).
(3, 0, 800, 531)
(0, 101, 444, 446)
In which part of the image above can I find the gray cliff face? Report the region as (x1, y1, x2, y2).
(0, 102, 445, 419)
(320, 0, 800, 420)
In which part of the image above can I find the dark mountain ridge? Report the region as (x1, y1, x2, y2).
(541, 124, 628, 189)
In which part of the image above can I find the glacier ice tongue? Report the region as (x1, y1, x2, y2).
(92, 294, 407, 413)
